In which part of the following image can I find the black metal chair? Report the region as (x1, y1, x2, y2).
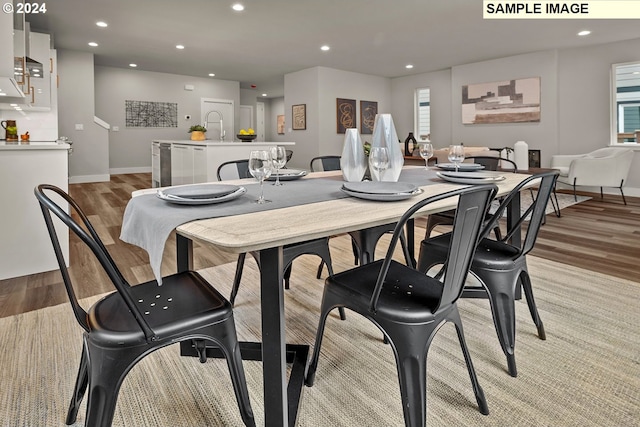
(305, 185, 497, 427)
(417, 171, 559, 377)
(217, 159, 345, 319)
(216, 159, 252, 181)
(424, 156, 518, 239)
(34, 184, 255, 427)
(309, 155, 341, 172)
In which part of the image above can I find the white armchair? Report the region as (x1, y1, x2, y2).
(551, 147, 634, 204)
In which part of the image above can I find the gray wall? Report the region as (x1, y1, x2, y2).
(58, 50, 110, 182)
(390, 38, 640, 195)
(94, 66, 240, 172)
(283, 66, 392, 169)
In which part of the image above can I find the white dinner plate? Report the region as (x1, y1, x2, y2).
(436, 163, 485, 172)
(265, 169, 308, 181)
(341, 182, 423, 201)
(157, 186, 246, 205)
(436, 171, 505, 185)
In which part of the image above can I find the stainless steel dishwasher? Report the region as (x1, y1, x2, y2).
(152, 142, 172, 187)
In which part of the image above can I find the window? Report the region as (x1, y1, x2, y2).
(611, 62, 640, 145)
(415, 88, 431, 141)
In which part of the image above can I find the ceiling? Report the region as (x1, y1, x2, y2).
(26, 0, 640, 98)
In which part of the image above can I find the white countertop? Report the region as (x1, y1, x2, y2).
(0, 141, 70, 151)
(153, 140, 295, 147)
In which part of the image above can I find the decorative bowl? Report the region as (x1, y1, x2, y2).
(237, 134, 257, 142)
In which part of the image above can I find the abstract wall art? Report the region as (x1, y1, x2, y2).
(360, 100, 377, 134)
(125, 100, 178, 128)
(336, 98, 356, 133)
(461, 77, 540, 124)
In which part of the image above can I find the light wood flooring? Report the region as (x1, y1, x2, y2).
(1, 173, 638, 319)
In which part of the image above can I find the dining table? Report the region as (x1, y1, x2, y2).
(121, 166, 531, 427)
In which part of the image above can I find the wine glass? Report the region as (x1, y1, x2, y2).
(448, 144, 465, 173)
(418, 143, 434, 169)
(369, 147, 390, 178)
(270, 146, 287, 186)
(248, 150, 273, 204)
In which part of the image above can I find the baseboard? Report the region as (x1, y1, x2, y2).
(109, 166, 152, 175)
(68, 174, 111, 184)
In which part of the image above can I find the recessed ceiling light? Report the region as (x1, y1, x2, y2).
(0, 93, 6, 97)
(577, 30, 591, 36)
(320, 45, 330, 51)
(633, 71, 640, 75)
(232, 3, 244, 11)
(176, 44, 185, 49)
(88, 42, 98, 47)
(129, 63, 137, 68)
(405, 64, 414, 69)
(96, 21, 108, 28)
(208, 73, 215, 77)
(262, 93, 267, 97)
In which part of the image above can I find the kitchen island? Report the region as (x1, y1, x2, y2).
(152, 140, 295, 186)
(0, 141, 70, 280)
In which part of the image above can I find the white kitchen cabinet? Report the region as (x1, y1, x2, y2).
(192, 146, 208, 183)
(0, 141, 70, 280)
(154, 140, 296, 185)
(171, 144, 193, 185)
(25, 31, 51, 109)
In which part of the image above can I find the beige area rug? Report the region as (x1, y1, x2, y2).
(1, 250, 638, 426)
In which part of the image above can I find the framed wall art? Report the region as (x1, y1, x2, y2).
(461, 77, 541, 124)
(360, 100, 377, 134)
(292, 104, 306, 130)
(277, 115, 285, 134)
(336, 98, 356, 133)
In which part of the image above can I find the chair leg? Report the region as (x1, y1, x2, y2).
(384, 326, 429, 427)
(316, 260, 325, 279)
(620, 185, 627, 205)
(600, 187, 604, 200)
(520, 271, 546, 340)
(84, 343, 141, 427)
(229, 253, 247, 306)
(284, 264, 292, 289)
(212, 321, 256, 427)
(66, 341, 89, 425)
(305, 292, 339, 387)
(475, 270, 519, 377)
(448, 307, 489, 415)
(318, 251, 346, 321)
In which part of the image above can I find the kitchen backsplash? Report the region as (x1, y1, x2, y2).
(0, 109, 58, 141)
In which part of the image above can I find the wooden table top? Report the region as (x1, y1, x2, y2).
(172, 168, 531, 254)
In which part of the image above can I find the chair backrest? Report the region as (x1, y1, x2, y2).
(34, 184, 157, 341)
(217, 159, 251, 181)
(369, 184, 498, 314)
(482, 171, 559, 256)
(310, 155, 341, 172)
(465, 155, 518, 172)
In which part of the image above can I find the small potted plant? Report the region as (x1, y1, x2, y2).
(188, 125, 207, 141)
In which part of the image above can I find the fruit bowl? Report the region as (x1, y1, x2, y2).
(237, 134, 257, 142)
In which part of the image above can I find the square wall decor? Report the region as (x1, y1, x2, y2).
(462, 77, 540, 124)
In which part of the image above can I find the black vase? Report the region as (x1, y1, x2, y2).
(404, 132, 417, 156)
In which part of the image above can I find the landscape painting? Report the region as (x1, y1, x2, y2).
(461, 77, 540, 124)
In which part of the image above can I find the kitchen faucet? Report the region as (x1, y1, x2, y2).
(204, 110, 225, 141)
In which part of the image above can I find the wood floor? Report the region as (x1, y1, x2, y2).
(1, 173, 638, 318)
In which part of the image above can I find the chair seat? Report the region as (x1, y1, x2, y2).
(326, 259, 442, 322)
(425, 234, 521, 271)
(89, 271, 232, 345)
